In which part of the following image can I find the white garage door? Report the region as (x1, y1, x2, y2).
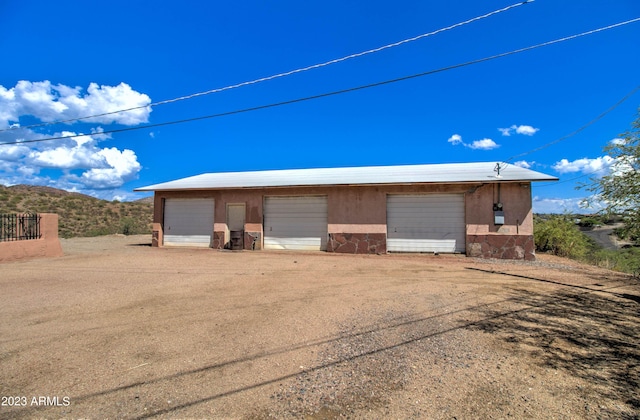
(163, 198, 215, 247)
(264, 196, 328, 251)
(387, 194, 465, 253)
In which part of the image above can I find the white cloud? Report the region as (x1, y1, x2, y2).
(515, 125, 538, 136)
(0, 80, 151, 128)
(499, 124, 539, 137)
(90, 126, 112, 141)
(30, 147, 99, 170)
(12, 81, 69, 123)
(1, 137, 142, 191)
(0, 144, 30, 161)
(447, 134, 463, 145)
(447, 134, 499, 150)
(610, 137, 626, 146)
(80, 148, 141, 189)
(469, 138, 499, 150)
(23, 131, 142, 189)
(0, 80, 150, 195)
(76, 82, 152, 125)
(0, 86, 19, 129)
(16, 165, 39, 177)
(513, 160, 533, 169)
(552, 156, 615, 175)
(532, 195, 606, 214)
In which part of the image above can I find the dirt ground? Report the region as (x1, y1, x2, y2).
(0, 235, 638, 419)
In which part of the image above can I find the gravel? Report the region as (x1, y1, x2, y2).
(1, 235, 638, 419)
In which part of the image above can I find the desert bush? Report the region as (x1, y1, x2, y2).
(577, 217, 599, 228)
(534, 215, 591, 259)
(86, 226, 116, 237)
(120, 218, 135, 235)
(591, 247, 640, 277)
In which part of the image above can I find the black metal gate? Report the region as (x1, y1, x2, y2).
(0, 213, 42, 242)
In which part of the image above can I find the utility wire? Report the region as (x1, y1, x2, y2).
(502, 84, 640, 165)
(534, 145, 636, 188)
(534, 169, 601, 188)
(495, 82, 640, 202)
(2, 16, 639, 147)
(0, 1, 533, 133)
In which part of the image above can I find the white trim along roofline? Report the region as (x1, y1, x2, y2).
(134, 161, 558, 192)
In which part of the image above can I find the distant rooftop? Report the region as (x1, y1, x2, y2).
(135, 162, 558, 191)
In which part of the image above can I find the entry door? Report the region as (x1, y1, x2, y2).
(264, 196, 328, 251)
(227, 204, 245, 231)
(387, 194, 465, 253)
(163, 198, 215, 247)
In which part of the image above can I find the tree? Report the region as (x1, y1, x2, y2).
(583, 109, 640, 243)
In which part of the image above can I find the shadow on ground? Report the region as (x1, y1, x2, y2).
(466, 273, 640, 417)
(5, 263, 639, 418)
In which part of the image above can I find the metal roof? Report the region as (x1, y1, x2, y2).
(134, 162, 558, 191)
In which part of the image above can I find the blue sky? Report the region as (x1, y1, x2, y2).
(0, 0, 638, 213)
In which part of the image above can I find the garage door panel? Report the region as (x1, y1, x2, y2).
(264, 196, 327, 251)
(387, 194, 465, 253)
(163, 235, 212, 246)
(263, 237, 324, 250)
(265, 214, 326, 219)
(163, 198, 214, 247)
(392, 206, 465, 213)
(390, 227, 461, 235)
(265, 224, 327, 234)
(387, 239, 458, 253)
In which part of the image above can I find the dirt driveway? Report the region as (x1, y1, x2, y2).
(1, 235, 638, 419)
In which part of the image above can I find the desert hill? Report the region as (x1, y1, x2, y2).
(0, 185, 153, 238)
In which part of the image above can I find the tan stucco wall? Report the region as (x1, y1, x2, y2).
(153, 183, 480, 238)
(465, 183, 536, 260)
(150, 182, 534, 259)
(0, 213, 63, 263)
(465, 183, 533, 235)
(328, 186, 386, 234)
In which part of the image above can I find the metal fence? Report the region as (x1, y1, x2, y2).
(0, 213, 42, 242)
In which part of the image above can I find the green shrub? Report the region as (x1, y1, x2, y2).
(534, 216, 591, 259)
(86, 226, 115, 237)
(577, 217, 599, 228)
(591, 247, 640, 277)
(120, 218, 134, 235)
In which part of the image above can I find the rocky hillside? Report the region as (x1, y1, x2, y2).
(0, 185, 153, 238)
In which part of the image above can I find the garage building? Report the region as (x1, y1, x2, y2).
(135, 162, 557, 260)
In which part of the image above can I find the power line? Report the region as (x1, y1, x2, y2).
(502, 84, 640, 166)
(534, 168, 604, 188)
(497, 83, 640, 179)
(2, 17, 639, 147)
(0, 1, 533, 133)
